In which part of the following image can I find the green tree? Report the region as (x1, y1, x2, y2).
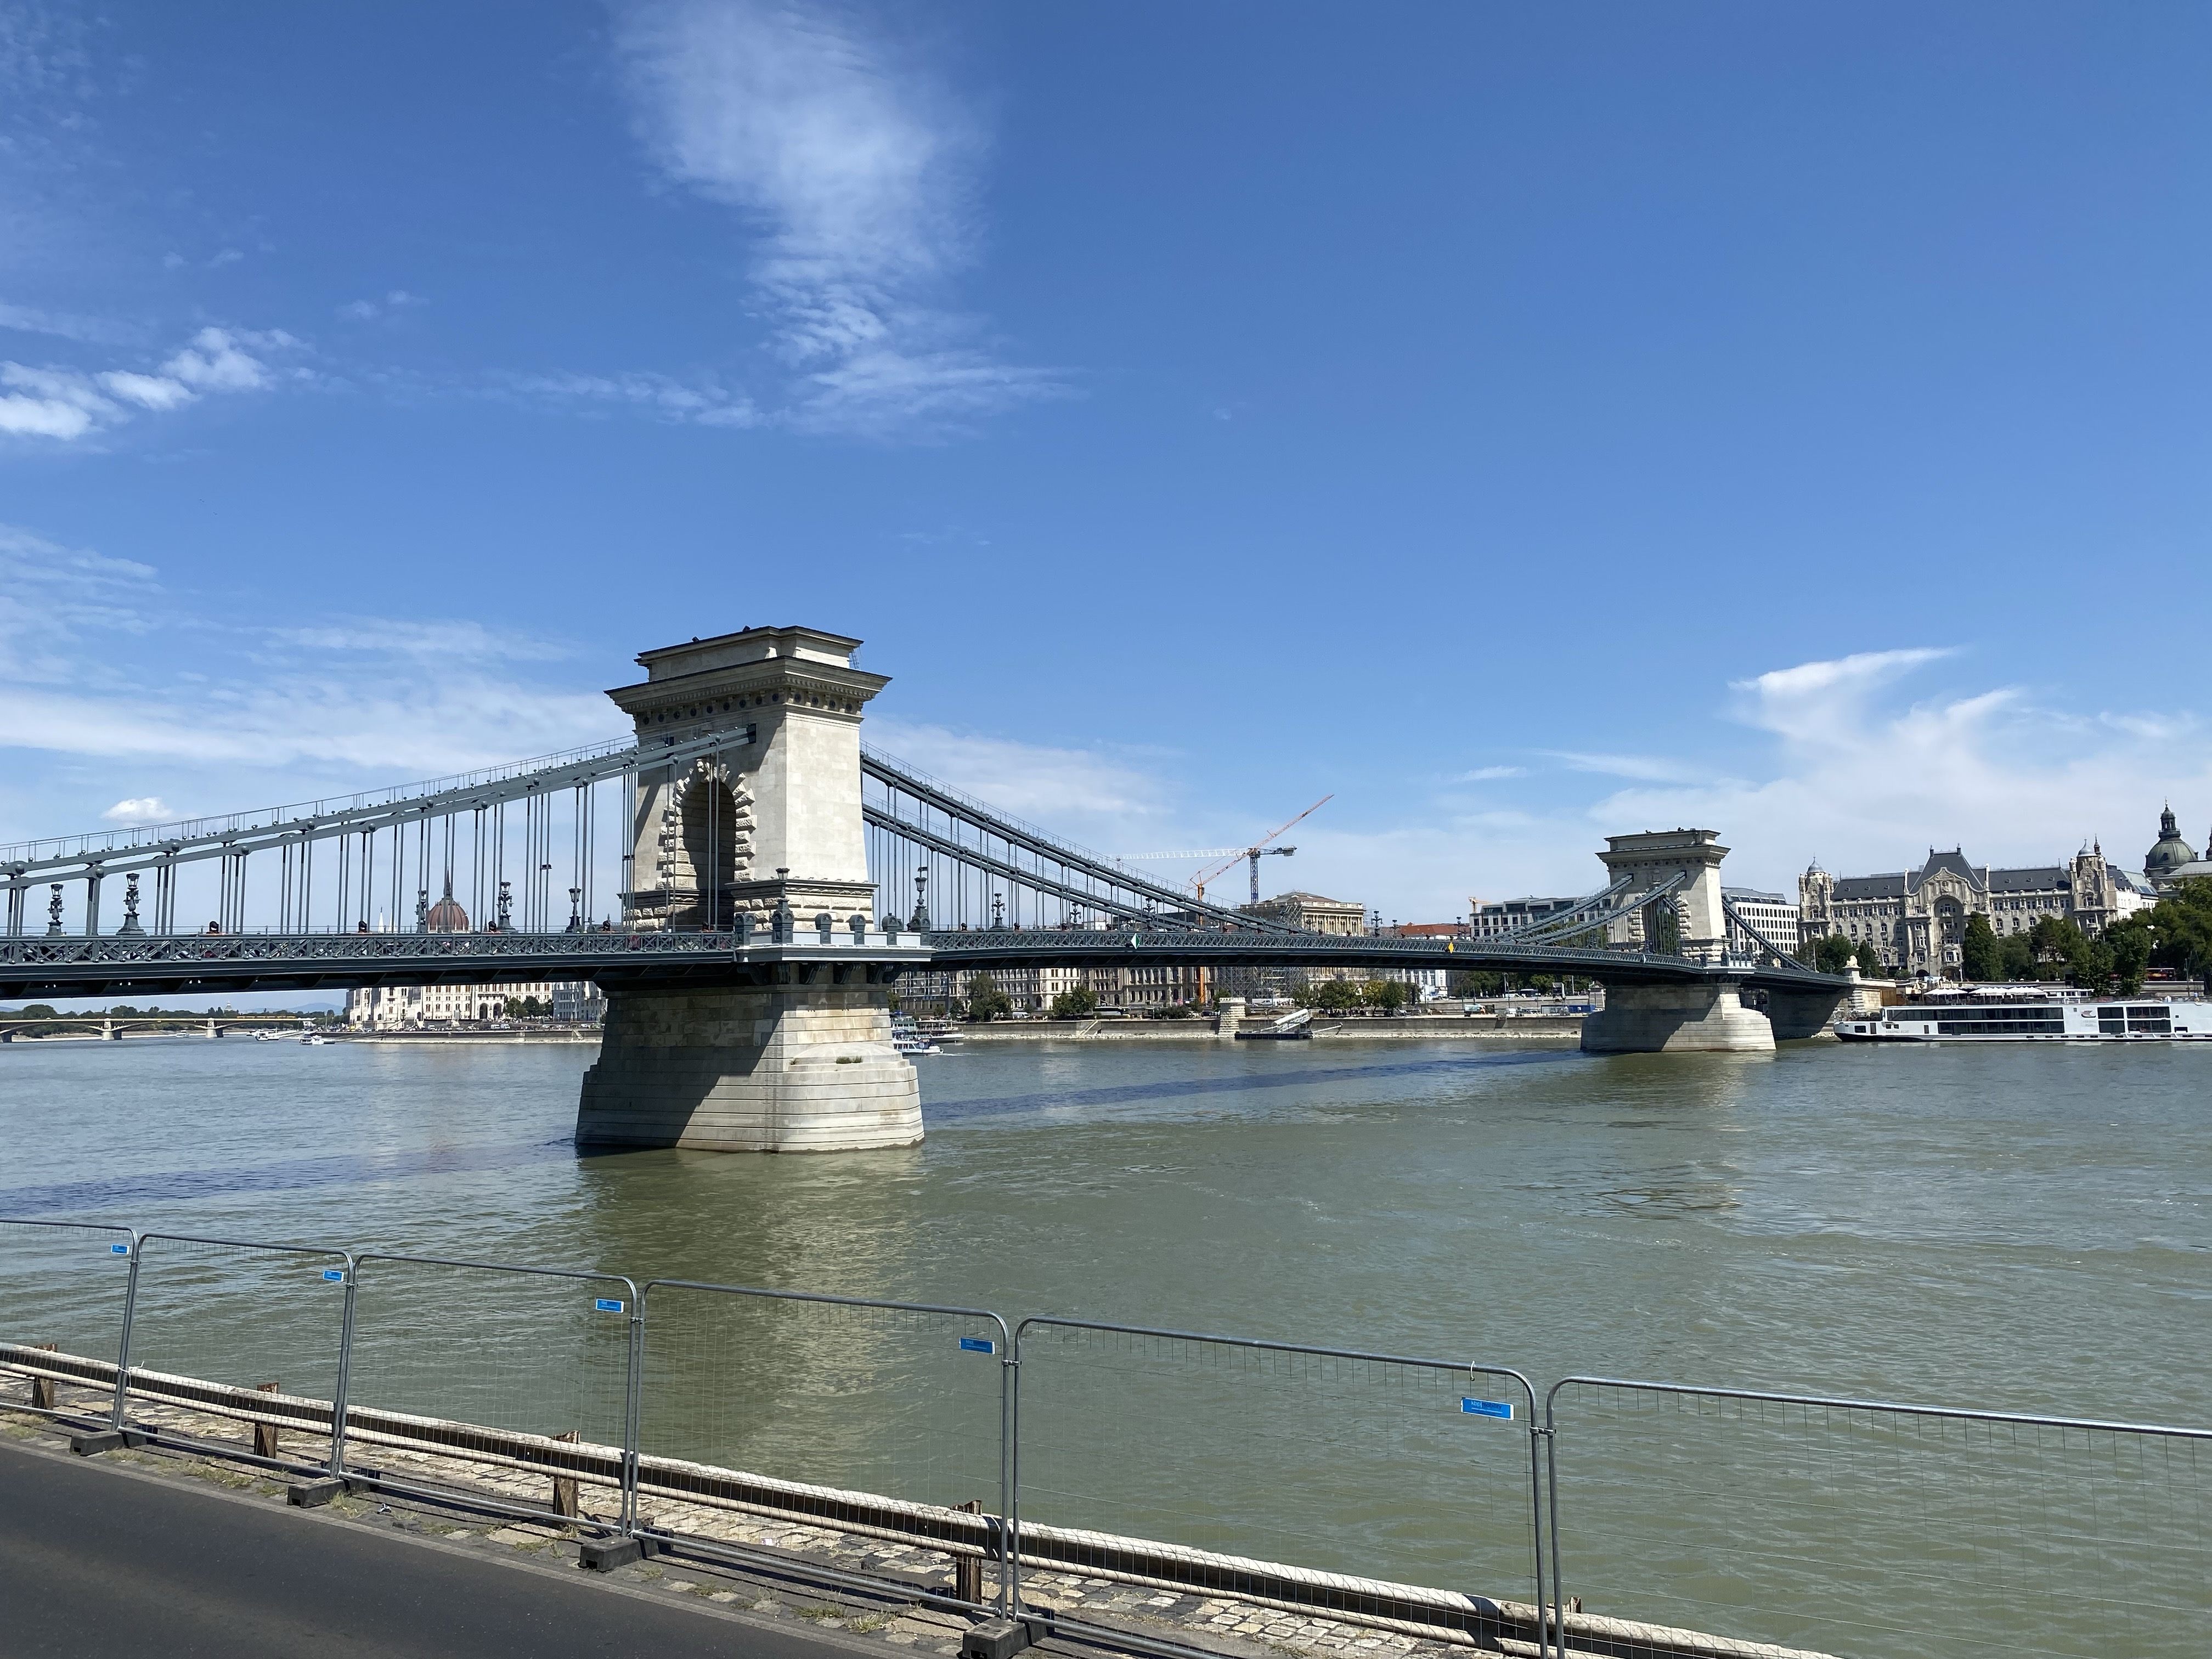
(1813, 933, 1857, 975)
(1996, 934, 2038, 981)
(963, 973, 1013, 1022)
(1959, 913, 2000, 981)
(2105, 917, 2154, 995)
(1362, 979, 1412, 1013)
(1448, 971, 1502, 996)
(1048, 985, 1098, 1019)
(2146, 878, 2212, 988)
(1853, 939, 1885, 974)
(1312, 978, 1363, 1013)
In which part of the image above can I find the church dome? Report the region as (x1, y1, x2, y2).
(2146, 805, 2198, 878)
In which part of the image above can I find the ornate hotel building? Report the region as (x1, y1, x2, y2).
(1798, 842, 2156, 980)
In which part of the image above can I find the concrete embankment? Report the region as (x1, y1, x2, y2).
(951, 1015, 1583, 1041)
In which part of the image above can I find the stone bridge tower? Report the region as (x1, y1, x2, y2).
(575, 627, 925, 1153)
(1582, 828, 1776, 1051)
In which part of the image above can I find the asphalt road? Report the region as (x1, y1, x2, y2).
(0, 1438, 869, 1658)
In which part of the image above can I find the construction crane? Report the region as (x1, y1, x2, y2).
(1194, 797, 1332, 907)
(1118, 797, 1334, 907)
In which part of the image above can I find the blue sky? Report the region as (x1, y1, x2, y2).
(3, 0, 2208, 928)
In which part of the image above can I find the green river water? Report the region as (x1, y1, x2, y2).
(2, 1032, 2207, 1656)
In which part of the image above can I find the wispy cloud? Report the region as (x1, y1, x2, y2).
(0, 525, 622, 803)
(498, 369, 761, 428)
(1545, 750, 1705, 784)
(868, 720, 1169, 834)
(336, 289, 427, 323)
(613, 0, 1064, 437)
(0, 300, 143, 346)
(0, 522, 159, 682)
(1454, 765, 1526, 782)
(0, 326, 301, 441)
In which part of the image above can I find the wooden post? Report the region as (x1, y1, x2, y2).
(30, 1343, 57, 1411)
(253, 1382, 282, 1458)
(955, 1499, 984, 1604)
(551, 1429, 580, 1517)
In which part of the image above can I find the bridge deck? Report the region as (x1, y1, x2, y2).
(0, 928, 1847, 1001)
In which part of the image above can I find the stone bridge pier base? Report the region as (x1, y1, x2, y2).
(1581, 982, 1775, 1053)
(1757, 986, 1849, 1041)
(576, 982, 922, 1152)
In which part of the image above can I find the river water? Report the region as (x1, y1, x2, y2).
(3, 1033, 2208, 1655)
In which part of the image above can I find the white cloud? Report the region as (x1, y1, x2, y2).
(0, 300, 140, 345)
(501, 369, 761, 427)
(613, 0, 1064, 436)
(0, 526, 623, 795)
(101, 796, 172, 825)
(1545, 751, 1705, 784)
(1455, 765, 1526, 782)
(867, 720, 1170, 839)
(1592, 649, 2210, 890)
(337, 289, 427, 322)
(0, 326, 297, 442)
(0, 522, 159, 681)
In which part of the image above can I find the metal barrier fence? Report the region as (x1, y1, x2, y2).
(8, 1222, 2212, 1659)
(122, 1233, 353, 1457)
(1544, 1377, 2212, 1659)
(0, 1217, 137, 1423)
(637, 1281, 1012, 1609)
(344, 1255, 641, 1531)
(1012, 1318, 1547, 1651)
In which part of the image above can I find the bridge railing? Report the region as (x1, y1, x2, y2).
(13, 1219, 2193, 1656)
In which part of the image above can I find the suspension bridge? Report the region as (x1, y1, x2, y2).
(1, 625, 1849, 1150)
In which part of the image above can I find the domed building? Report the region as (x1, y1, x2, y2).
(424, 877, 470, 933)
(2145, 805, 2199, 886)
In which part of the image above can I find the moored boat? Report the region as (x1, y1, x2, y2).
(1836, 986, 2212, 1042)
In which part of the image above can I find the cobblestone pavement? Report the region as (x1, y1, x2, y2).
(2, 1379, 1486, 1659)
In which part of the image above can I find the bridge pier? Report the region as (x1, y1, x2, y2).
(1580, 981, 1774, 1053)
(1759, 985, 1849, 1040)
(576, 978, 921, 1153)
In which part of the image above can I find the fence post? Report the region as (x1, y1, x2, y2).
(552, 1430, 582, 1518)
(955, 1500, 984, 1604)
(329, 1256, 357, 1478)
(1005, 1329, 1023, 1616)
(622, 1283, 644, 1537)
(1543, 1386, 1565, 1659)
(30, 1342, 57, 1410)
(253, 1382, 283, 1458)
(108, 1233, 143, 1431)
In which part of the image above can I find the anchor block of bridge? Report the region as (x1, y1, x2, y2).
(578, 628, 923, 1153)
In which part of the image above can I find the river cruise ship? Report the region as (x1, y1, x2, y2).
(1836, 988, 2212, 1042)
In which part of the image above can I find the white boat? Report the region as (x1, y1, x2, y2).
(1837, 988, 2212, 1042)
(253, 1031, 283, 1042)
(299, 1033, 334, 1046)
(893, 1037, 940, 1056)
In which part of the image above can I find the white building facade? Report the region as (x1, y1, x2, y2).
(346, 981, 602, 1030)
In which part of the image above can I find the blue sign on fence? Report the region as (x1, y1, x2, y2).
(109, 1243, 129, 1255)
(1460, 1397, 1514, 1420)
(595, 1297, 625, 1313)
(959, 1336, 996, 1354)
(321, 1268, 345, 1282)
